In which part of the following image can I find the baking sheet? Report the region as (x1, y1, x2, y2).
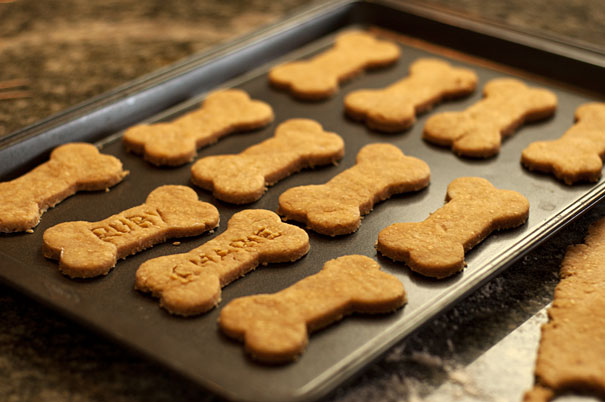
(1, 2, 604, 402)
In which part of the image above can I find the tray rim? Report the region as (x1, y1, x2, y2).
(1, 0, 603, 155)
(376, 0, 604, 61)
(1, 1, 605, 402)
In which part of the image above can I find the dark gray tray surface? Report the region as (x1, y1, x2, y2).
(1, 24, 603, 402)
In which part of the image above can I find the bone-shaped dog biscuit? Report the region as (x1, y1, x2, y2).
(0, 143, 128, 233)
(135, 209, 309, 316)
(521, 102, 605, 185)
(191, 118, 345, 204)
(269, 31, 400, 100)
(123, 89, 274, 166)
(278, 143, 430, 235)
(43, 185, 219, 278)
(377, 177, 529, 278)
(524, 217, 605, 402)
(219, 255, 406, 364)
(345, 58, 477, 132)
(423, 78, 557, 157)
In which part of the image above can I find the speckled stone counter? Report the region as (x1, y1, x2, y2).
(1, 1, 604, 401)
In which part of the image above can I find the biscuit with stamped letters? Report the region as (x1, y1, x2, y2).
(345, 58, 477, 132)
(135, 209, 309, 316)
(278, 143, 430, 235)
(123, 89, 274, 166)
(43, 185, 219, 278)
(190, 118, 345, 204)
(219, 255, 406, 363)
(377, 177, 529, 278)
(0, 143, 128, 233)
(521, 102, 605, 184)
(269, 31, 400, 100)
(524, 217, 605, 402)
(423, 78, 557, 157)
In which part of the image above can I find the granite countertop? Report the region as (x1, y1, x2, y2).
(1, 1, 604, 401)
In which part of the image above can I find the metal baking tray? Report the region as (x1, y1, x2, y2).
(1, 1, 603, 401)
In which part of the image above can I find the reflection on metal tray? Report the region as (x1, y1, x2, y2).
(0, 1, 603, 401)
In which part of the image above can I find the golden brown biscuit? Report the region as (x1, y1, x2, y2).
(376, 177, 529, 278)
(521, 102, 605, 184)
(123, 89, 274, 166)
(344, 58, 477, 132)
(523, 386, 554, 402)
(269, 31, 400, 100)
(43, 185, 219, 278)
(278, 143, 430, 235)
(524, 217, 605, 402)
(219, 255, 406, 364)
(190, 118, 345, 204)
(423, 78, 557, 158)
(0, 143, 128, 233)
(135, 209, 309, 316)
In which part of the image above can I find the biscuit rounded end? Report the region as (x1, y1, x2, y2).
(220, 296, 308, 364)
(146, 185, 220, 234)
(43, 221, 118, 278)
(377, 223, 466, 279)
(52, 143, 127, 190)
(136, 256, 223, 316)
(0, 195, 41, 233)
(160, 275, 222, 317)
